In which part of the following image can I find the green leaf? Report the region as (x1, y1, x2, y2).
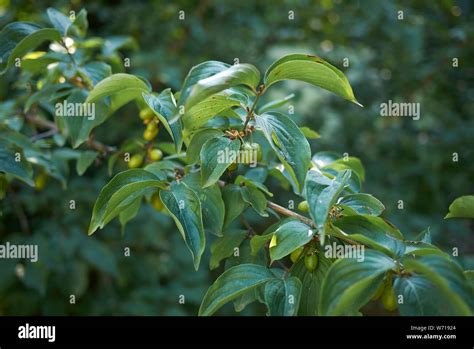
(323, 157, 365, 182)
(184, 63, 260, 110)
(183, 93, 241, 130)
(222, 184, 248, 228)
(312, 170, 351, 244)
(88, 169, 165, 235)
(76, 150, 97, 176)
(186, 129, 222, 164)
(210, 229, 248, 270)
(258, 93, 295, 114)
(200, 136, 240, 188)
(445, 195, 474, 219)
(119, 196, 142, 233)
(199, 264, 274, 316)
(0, 139, 34, 186)
(401, 255, 473, 315)
(85, 73, 151, 110)
(179, 61, 230, 105)
(142, 90, 183, 152)
(264, 53, 361, 106)
(160, 181, 205, 270)
(338, 193, 385, 216)
(77, 61, 112, 86)
(332, 215, 405, 257)
(264, 277, 302, 316)
(291, 252, 332, 315)
(256, 112, 311, 192)
(319, 250, 396, 315)
(183, 172, 225, 237)
(240, 185, 268, 217)
(0, 22, 61, 74)
(56, 89, 110, 148)
(47, 8, 72, 36)
(269, 220, 313, 262)
(393, 274, 458, 316)
(300, 126, 321, 139)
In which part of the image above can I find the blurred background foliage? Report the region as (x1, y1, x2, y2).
(0, 0, 473, 315)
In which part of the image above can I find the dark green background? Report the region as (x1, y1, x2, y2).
(0, 0, 473, 315)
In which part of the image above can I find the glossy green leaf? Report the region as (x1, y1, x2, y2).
(184, 63, 260, 110)
(312, 170, 351, 244)
(200, 136, 240, 188)
(290, 252, 332, 315)
(332, 215, 405, 257)
(160, 181, 205, 270)
(394, 274, 457, 316)
(118, 196, 141, 232)
(56, 89, 110, 148)
(179, 60, 230, 104)
(320, 250, 396, 315)
(256, 112, 311, 192)
(88, 169, 165, 235)
(338, 193, 385, 216)
(47, 8, 72, 36)
(186, 129, 222, 164)
(76, 150, 97, 175)
(210, 229, 248, 270)
(300, 126, 321, 139)
(401, 255, 473, 315)
(240, 185, 268, 217)
(183, 172, 225, 237)
(264, 277, 302, 316)
(257, 93, 295, 114)
(143, 90, 183, 152)
(269, 220, 313, 262)
(445, 195, 474, 219)
(222, 184, 248, 228)
(0, 22, 61, 74)
(0, 139, 34, 186)
(264, 53, 361, 106)
(199, 264, 274, 316)
(85, 73, 151, 110)
(183, 93, 241, 130)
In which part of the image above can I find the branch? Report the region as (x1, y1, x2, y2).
(217, 180, 360, 246)
(25, 113, 116, 154)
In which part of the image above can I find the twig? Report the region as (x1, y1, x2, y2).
(24, 112, 116, 154)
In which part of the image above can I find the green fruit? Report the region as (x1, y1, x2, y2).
(146, 122, 158, 132)
(149, 148, 163, 161)
(240, 142, 253, 164)
(371, 282, 385, 301)
(381, 284, 397, 311)
(143, 128, 158, 141)
(298, 200, 309, 212)
(304, 253, 318, 272)
(251, 143, 263, 162)
(150, 192, 164, 211)
(139, 108, 154, 121)
(34, 173, 48, 191)
(290, 247, 304, 263)
(128, 154, 143, 168)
